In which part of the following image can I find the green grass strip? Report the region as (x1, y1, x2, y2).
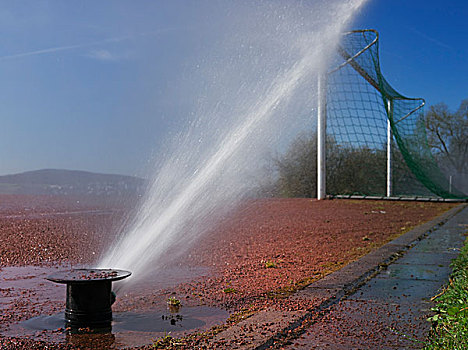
(424, 235, 468, 349)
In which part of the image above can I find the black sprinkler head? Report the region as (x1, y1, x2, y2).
(46, 268, 131, 328)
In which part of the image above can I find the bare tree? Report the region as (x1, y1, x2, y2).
(425, 100, 468, 175)
(425, 99, 468, 194)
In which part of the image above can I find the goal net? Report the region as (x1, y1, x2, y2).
(325, 29, 466, 199)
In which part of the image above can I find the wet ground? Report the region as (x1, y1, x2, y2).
(0, 264, 226, 348)
(280, 204, 468, 349)
(0, 194, 459, 349)
(6, 306, 228, 349)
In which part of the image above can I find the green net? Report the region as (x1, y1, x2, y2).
(325, 29, 466, 199)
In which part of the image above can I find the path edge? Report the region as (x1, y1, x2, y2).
(207, 203, 467, 349)
(254, 203, 468, 350)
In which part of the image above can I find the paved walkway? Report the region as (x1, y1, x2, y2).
(286, 204, 467, 349)
(208, 204, 467, 349)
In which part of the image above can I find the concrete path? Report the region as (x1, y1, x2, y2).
(208, 204, 467, 349)
(286, 204, 468, 349)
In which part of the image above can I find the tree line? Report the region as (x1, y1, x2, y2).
(268, 97, 467, 198)
(271, 133, 419, 197)
(425, 98, 468, 194)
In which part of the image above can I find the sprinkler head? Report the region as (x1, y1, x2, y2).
(46, 268, 131, 328)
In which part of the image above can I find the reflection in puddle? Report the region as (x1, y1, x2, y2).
(21, 306, 222, 332)
(13, 306, 228, 348)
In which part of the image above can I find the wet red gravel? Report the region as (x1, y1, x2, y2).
(0, 194, 455, 349)
(288, 300, 428, 349)
(180, 199, 454, 310)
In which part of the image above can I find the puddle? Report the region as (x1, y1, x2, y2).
(8, 305, 228, 348)
(0, 264, 228, 348)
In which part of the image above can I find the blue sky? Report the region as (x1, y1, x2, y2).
(355, 0, 467, 110)
(0, 0, 466, 177)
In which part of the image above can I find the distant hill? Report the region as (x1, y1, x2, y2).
(0, 169, 146, 196)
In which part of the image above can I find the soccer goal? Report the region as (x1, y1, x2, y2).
(317, 29, 465, 200)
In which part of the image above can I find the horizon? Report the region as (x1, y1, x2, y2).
(1, 0, 466, 177)
(0, 167, 145, 178)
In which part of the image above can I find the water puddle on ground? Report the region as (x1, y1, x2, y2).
(9, 306, 228, 348)
(0, 264, 228, 348)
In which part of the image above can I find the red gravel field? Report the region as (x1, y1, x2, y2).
(0, 194, 455, 349)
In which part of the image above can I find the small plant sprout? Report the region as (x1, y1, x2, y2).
(167, 296, 181, 307)
(265, 260, 277, 268)
(153, 332, 183, 348)
(167, 296, 182, 314)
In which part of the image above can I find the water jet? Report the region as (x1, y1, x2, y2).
(46, 268, 131, 328)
